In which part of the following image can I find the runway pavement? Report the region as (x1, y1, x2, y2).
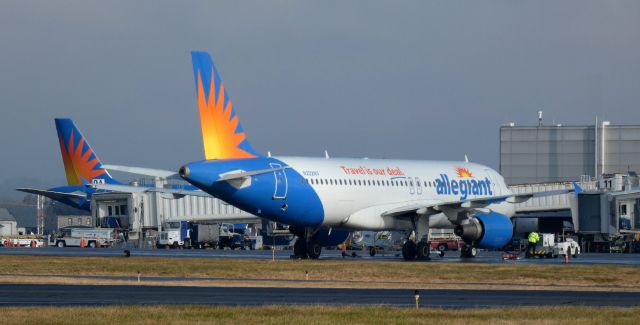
(1, 247, 639, 265)
(1, 284, 639, 308)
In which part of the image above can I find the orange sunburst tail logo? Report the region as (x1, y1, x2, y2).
(54, 118, 114, 185)
(191, 51, 259, 160)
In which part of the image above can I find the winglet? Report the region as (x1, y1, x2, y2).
(572, 182, 583, 196)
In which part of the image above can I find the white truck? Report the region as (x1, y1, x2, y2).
(50, 227, 116, 248)
(157, 222, 244, 249)
(553, 238, 581, 258)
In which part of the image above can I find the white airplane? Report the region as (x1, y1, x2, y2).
(180, 52, 577, 260)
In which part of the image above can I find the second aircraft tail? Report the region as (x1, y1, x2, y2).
(55, 118, 117, 185)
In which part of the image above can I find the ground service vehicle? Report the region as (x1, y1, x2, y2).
(526, 233, 556, 258)
(157, 221, 245, 249)
(50, 227, 115, 248)
(553, 238, 581, 258)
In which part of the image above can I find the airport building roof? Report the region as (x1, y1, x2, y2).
(0, 208, 17, 222)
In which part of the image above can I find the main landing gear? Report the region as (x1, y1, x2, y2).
(402, 216, 431, 261)
(460, 244, 477, 258)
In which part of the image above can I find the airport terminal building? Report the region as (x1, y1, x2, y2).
(500, 121, 640, 185)
(501, 121, 640, 251)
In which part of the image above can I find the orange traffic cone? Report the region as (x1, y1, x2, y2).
(80, 237, 86, 248)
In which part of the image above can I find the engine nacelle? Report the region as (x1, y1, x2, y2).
(454, 212, 513, 249)
(312, 229, 350, 247)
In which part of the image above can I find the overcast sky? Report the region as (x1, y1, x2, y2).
(1, 1, 639, 194)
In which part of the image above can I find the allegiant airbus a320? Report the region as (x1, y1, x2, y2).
(176, 51, 578, 260)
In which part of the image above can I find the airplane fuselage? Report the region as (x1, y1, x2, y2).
(181, 156, 515, 231)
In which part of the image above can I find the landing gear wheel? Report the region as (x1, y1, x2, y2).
(461, 245, 477, 258)
(402, 240, 417, 261)
(88, 241, 96, 248)
(369, 246, 377, 257)
(293, 238, 308, 259)
(437, 244, 447, 252)
(307, 241, 322, 259)
(416, 242, 431, 260)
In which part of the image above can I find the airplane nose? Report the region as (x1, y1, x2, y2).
(179, 165, 190, 178)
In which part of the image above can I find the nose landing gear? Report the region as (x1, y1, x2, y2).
(291, 228, 322, 260)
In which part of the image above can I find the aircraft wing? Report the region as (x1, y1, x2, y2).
(16, 188, 87, 200)
(101, 164, 177, 178)
(381, 184, 579, 219)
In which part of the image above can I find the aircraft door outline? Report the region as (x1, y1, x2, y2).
(270, 163, 288, 200)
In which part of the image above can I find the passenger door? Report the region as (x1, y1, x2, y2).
(415, 177, 422, 195)
(270, 163, 288, 200)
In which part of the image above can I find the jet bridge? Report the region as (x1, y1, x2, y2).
(91, 190, 259, 247)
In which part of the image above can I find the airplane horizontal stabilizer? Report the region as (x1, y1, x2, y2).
(217, 166, 290, 182)
(16, 188, 87, 200)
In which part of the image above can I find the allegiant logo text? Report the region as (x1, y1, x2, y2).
(435, 174, 493, 200)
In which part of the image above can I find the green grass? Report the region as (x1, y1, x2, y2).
(0, 305, 638, 325)
(1, 255, 639, 289)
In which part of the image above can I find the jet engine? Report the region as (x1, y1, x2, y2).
(454, 212, 513, 249)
